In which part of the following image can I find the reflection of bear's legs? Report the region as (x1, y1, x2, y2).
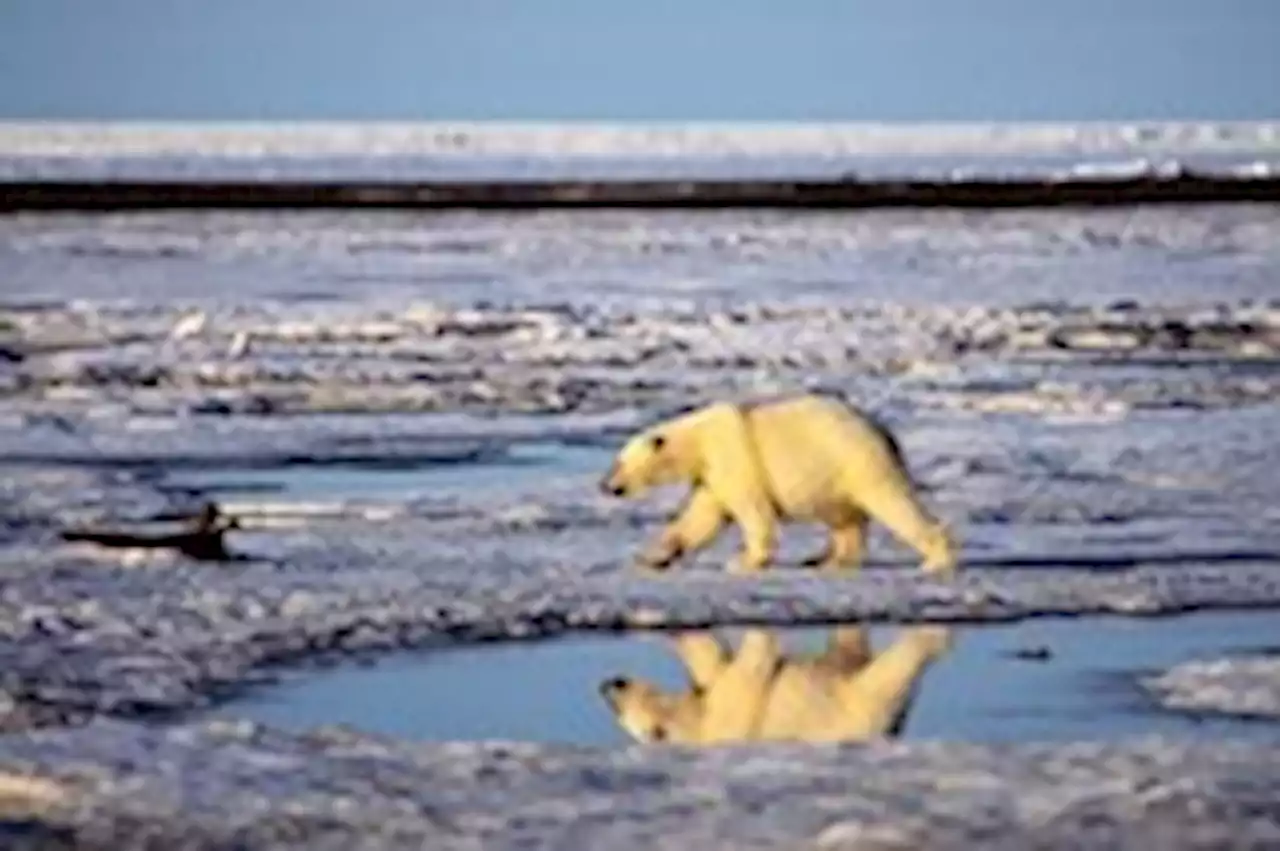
(822, 626, 872, 671)
(699, 629, 780, 742)
(803, 508, 870, 572)
(672, 632, 729, 689)
(641, 488, 726, 570)
(838, 625, 952, 738)
(852, 482, 957, 576)
(735, 628, 782, 673)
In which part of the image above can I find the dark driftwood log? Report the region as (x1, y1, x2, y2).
(60, 503, 236, 562)
(3, 171, 1280, 212)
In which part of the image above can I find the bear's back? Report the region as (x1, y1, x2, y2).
(740, 395, 907, 519)
(745, 393, 904, 462)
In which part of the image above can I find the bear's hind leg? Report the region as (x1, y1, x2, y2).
(804, 514, 870, 573)
(853, 485, 958, 577)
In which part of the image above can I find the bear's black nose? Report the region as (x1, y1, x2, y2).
(599, 677, 629, 699)
(599, 476, 625, 497)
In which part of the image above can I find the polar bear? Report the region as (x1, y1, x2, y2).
(599, 624, 952, 744)
(598, 394, 957, 575)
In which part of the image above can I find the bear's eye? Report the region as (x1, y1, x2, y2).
(650, 434, 666, 451)
(649, 725, 668, 742)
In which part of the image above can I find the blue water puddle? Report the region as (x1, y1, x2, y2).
(210, 610, 1280, 747)
(165, 441, 612, 502)
(171, 436, 1280, 745)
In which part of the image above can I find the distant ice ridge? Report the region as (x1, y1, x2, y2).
(1, 121, 1278, 157)
(1, 121, 1277, 181)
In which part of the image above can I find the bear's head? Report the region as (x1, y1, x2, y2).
(599, 427, 684, 499)
(598, 675, 701, 744)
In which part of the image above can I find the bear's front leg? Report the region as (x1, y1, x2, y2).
(726, 503, 777, 574)
(727, 516, 773, 570)
(638, 488, 726, 571)
(697, 629, 781, 742)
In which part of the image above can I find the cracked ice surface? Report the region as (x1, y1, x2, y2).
(1145, 656, 1280, 720)
(4, 205, 1280, 305)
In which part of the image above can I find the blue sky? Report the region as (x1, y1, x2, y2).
(1, 0, 1277, 121)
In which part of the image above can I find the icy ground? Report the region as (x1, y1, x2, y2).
(3, 722, 1280, 851)
(1144, 656, 1280, 721)
(1, 204, 1280, 847)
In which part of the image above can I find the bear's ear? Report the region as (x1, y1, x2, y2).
(650, 434, 666, 451)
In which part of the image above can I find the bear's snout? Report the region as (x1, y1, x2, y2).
(599, 468, 626, 497)
(599, 677, 630, 701)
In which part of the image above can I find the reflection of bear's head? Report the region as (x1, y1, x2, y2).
(600, 428, 684, 498)
(599, 675, 702, 743)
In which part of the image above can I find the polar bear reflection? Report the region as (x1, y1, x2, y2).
(599, 625, 951, 745)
